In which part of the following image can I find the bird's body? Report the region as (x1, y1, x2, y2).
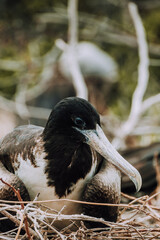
(0, 124, 99, 215)
(0, 97, 142, 230)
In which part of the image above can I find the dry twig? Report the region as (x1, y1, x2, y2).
(0, 178, 31, 240)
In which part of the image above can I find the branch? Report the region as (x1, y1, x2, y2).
(36, 8, 160, 57)
(112, 2, 150, 148)
(132, 126, 160, 136)
(142, 93, 160, 113)
(14, 78, 30, 120)
(0, 209, 38, 238)
(0, 95, 51, 120)
(25, 44, 62, 102)
(0, 178, 31, 239)
(67, 0, 88, 99)
(122, 2, 149, 135)
(0, 59, 26, 71)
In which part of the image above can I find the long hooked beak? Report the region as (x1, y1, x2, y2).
(77, 124, 142, 192)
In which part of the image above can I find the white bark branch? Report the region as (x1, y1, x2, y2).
(26, 45, 62, 101)
(112, 2, 150, 149)
(14, 79, 30, 119)
(142, 93, 160, 113)
(67, 0, 88, 99)
(121, 2, 149, 136)
(0, 96, 51, 120)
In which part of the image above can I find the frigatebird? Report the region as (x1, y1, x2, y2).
(0, 97, 142, 229)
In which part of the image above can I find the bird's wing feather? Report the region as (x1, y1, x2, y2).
(0, 125, 44, 173)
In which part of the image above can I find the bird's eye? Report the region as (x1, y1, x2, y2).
(74, 117, 86, 129)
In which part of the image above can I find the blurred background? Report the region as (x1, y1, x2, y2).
(0, 0, 160, 194)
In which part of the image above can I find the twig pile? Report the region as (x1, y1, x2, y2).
(1, 190, 160, 240)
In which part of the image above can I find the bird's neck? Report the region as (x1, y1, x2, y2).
(43, 134, 95, 198)
(82, 162, 121, 224)
(99, 162, 121, 194)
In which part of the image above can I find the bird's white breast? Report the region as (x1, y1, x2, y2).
(14, 147, 97, 215)
(15, 150, 49, 200)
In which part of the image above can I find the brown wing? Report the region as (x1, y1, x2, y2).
(0, 125, 44, 173)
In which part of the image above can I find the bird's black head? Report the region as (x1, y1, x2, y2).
(44, 97, 100, 142)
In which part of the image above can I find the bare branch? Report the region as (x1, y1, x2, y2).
(0, 95, 51, 120)
(0, 178, 31, 239)
(132, 126, 160, 136)
(26, 44, 62, 102)
(0, 59, 26, 71)
(0, 209, 38, 238)
(36, 8, 160, 57)
(122, 2, 149, 135)
(68, 0, 78, 46)
(67, 0, 88, 99)
(142, 93, 160, 113)
(14, 78, 30, 120)
(112, 2, 150, 148)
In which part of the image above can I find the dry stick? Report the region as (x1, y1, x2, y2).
(37, 218, 65, 240)
(146, 191, 160, 203)
(27, 215, 43, 240)
(2, 197, 160, 211)
(119, 199, 160, 238)
(89, 228, 160, 235)
(0, 178, 31, 239)
(1, 210, 21, 228)
(15, 212, 25, 240)
(150, 232, 160, 240)
(60, 221, 76, 234)
(122, 191, 160, 224)
(0, 198, 140, 208)
(123, 226, 144, 240)
(121, 192, 148, 204)
(154, 152, 160, 188)
(118, 194, 148, 220)
(98, 229, 156, 239)
(0, 227, 18, 235)
(0, 210, 37, 238)
(145, 205, 160, 222)
(90, 225, 145, 239)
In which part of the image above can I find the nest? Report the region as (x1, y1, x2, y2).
(1, 190, 160, 240)
(1, 153, 160, 240)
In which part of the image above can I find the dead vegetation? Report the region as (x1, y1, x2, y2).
(1, 187, 160, 239)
